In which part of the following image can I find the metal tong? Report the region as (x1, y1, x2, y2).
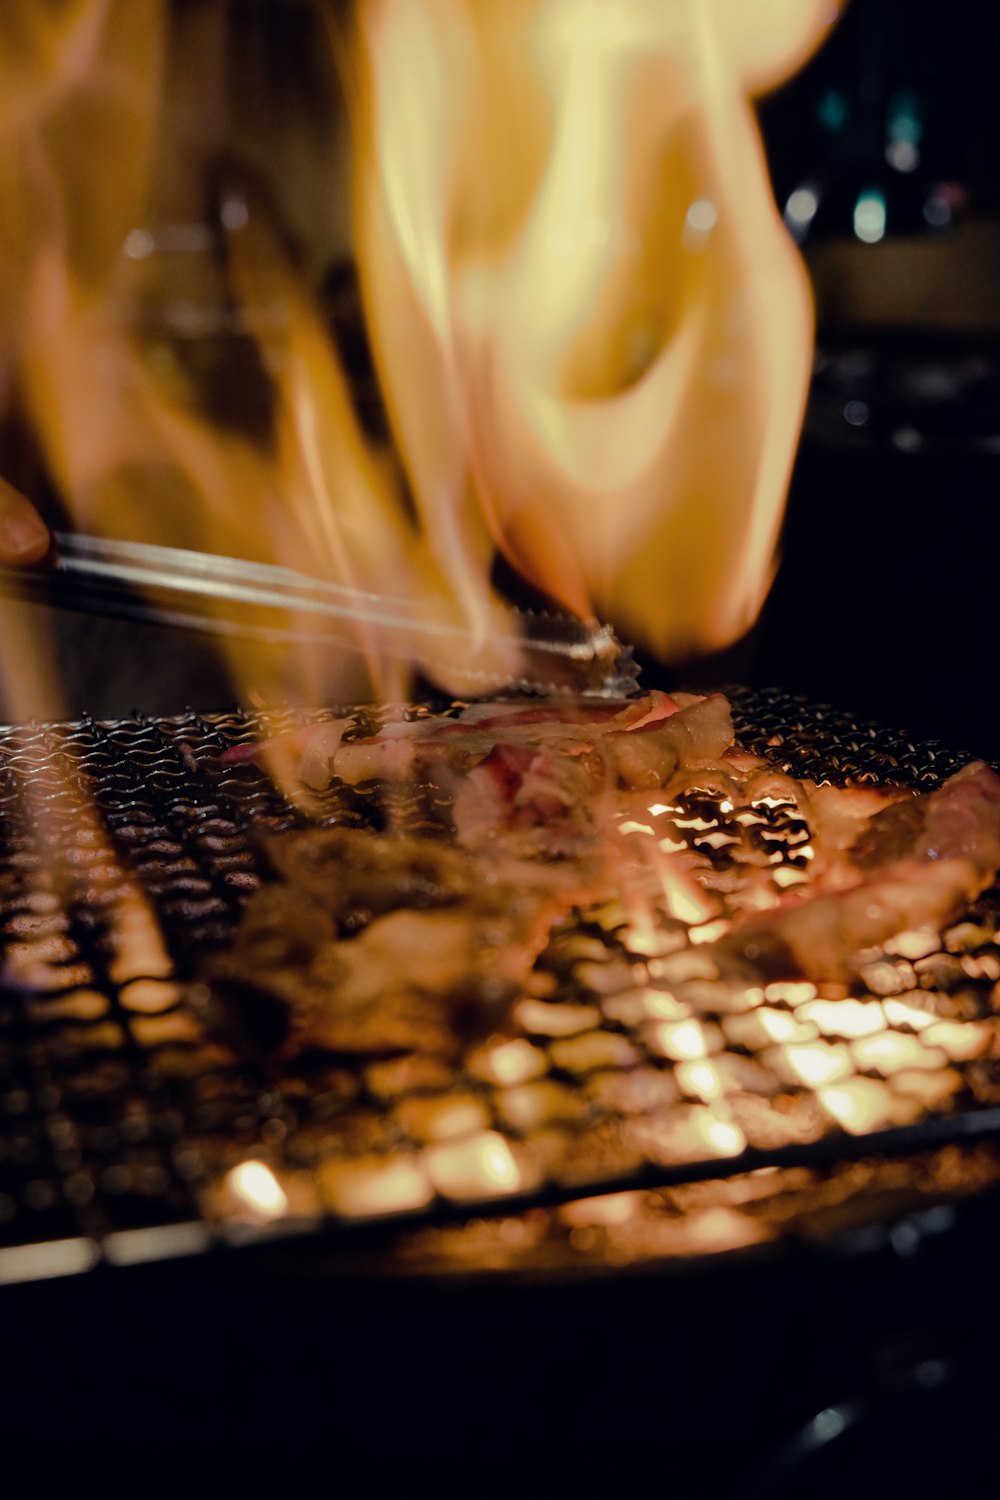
(0, 531, 638, 697)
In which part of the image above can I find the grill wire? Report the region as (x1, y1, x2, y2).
(1, 685, 999, 1282)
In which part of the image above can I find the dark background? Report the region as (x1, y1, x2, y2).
(748, 0, 1000, 761)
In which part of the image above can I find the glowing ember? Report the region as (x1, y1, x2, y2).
(764, 981, 817, 1005)
(658, 835, 689, 855)
(882, 999, 937, 1032)
(107, 889, 175, 985)
(890, 1068, 963, 1110)
(885, 929, 941, 961)
(515, 998, 601, 1037)
(320, 1153, 433, 1218)
(777, 1042, 853, 1088)
(773, 867, 809, 889)
(498, 1080, 585, 1131)
(630, 1102, 744, 1165)
(798, 999, 886, 1040)
(852, 1032, 947, 1076)
(726, 1007, 817, 1046)
(469, 1038, 548, 1086)
(225, 1161, 289, 1222)
(676, 1060, 724, 1102)
(550, 1030, 641, 1074)
(639, 990, 693, 1022)
(395, 1092, 490, 1142)
(818, 1079, 916, 1135)
(560, 1191, 644, 1227)
(649, 950, 719, 986)
(425, 1130, 535, 1200)
(700, 1115, 746, 1158)
(648, 1018, 718, 1061)
(626, 914, 677, 959)
(688, 918, 730, 946)
(119, 980, 182, 1015)
(920, 1021, 993, 1063)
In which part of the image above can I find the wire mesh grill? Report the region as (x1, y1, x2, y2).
(1, 686, 998, 1282)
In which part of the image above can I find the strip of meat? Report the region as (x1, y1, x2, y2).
(448, 693, 734, 851)
(803, 782, 910, 874)
(327, 691, 682, 787)
(851, 760, 1000, 872)
(719, 761, 1000, 981)
(243, 692, 732, 851)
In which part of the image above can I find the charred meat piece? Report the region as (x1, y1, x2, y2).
(292, 691, 726, 782)
(720, 761, 1000, 981)
(263, 826, 481, 926)
(202, 826, 594, 1057)
(851, 760, 1000, 872)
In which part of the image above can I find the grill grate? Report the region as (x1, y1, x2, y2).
(0, 687, 998, 1282)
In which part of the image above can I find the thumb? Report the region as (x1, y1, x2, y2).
(0, 477, 50, 564)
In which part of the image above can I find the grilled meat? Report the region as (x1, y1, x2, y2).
(207, 692, 1000, 1057)
(202, 827, 598, 1056)
(720, 761, 1000, 981)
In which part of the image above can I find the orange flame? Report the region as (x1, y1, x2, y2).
(0, 0, 842, 712)
(346, 0, 843, 659)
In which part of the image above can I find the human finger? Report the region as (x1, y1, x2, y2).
(0, 475, 50, 564)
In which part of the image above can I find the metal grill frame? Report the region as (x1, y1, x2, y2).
(0, 685, 998, 1283)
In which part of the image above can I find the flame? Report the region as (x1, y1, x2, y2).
(0, 0, 522, 714)
(346, 0, 841, 659)
(0, 0, 841, 717)
(0, 2, 169, 721)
